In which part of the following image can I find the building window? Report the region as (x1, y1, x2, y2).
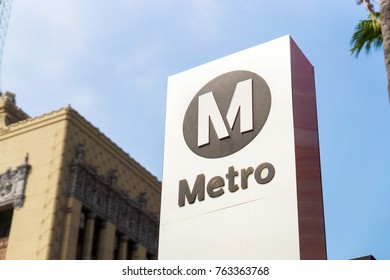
(75, 209, 86, 260)
(113, 232, 120, 260)
(90, 217, 103, 260)
(0, 208, 13, 238)
(0, 208, 13, 260)
(147, 251, 156, 260)
(127, 238, 136, 260)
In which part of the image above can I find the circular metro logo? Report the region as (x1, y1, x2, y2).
(183, 70, 271, 158)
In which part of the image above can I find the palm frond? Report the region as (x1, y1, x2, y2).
(350, 12, 382, 57)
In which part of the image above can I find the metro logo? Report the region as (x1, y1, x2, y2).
(178, 162, 275, 207)
(183, 70, 272, 158)
(198, 79, 253, 147)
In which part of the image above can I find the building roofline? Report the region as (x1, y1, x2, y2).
(0, 105, 161, 189)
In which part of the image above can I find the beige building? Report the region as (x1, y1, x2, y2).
(0, 92, 161, 260)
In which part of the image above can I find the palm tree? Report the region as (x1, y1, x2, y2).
(350, 12, 382, 57)
(353, 0, 390, 100)
(356, 0, 375, 18)
(379, 0, 390, 100)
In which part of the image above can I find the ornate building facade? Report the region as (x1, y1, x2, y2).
(0, 92, 161, 260)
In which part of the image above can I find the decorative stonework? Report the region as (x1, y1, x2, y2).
(0, 154, 31, 209)
(68, 144, 159, 255)
(0, 92, 30, 128)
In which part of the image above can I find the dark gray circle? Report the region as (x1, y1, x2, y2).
(183, 70, 271, 158)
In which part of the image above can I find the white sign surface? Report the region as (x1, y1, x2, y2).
(159, 35, 324, 259)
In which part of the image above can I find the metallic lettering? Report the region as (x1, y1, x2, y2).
(178, 174, 205, 207)
(226, 166, 239, 193)
(254, 163, 275, 184)
(178, 163, 275, 207)
(240, 167, 254, 189)
(207, 176, 225, 198)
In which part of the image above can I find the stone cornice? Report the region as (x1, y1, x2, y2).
(0, 105, 161, 191)
(65, 108, 161, 192)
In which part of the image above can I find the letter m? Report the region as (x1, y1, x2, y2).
(197, 79, 253, 147)
(178, 174, 205, 207)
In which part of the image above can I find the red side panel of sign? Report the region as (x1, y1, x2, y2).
(290, 38, 327, 260)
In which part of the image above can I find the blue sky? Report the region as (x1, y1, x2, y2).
(2, 1, 390, 260)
